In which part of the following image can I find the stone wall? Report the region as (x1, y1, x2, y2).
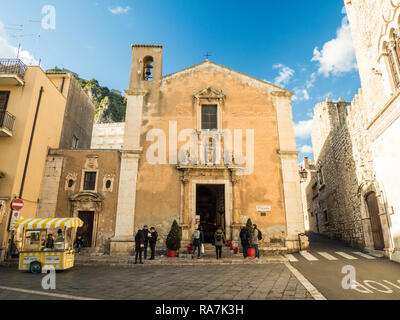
(311, 99, 365, 248)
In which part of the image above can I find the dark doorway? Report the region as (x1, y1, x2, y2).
(76, 211, 94, 248)
(196, 184, 225, 243)
(366, 192, 385, 250)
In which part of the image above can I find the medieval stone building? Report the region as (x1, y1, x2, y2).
(305, 0, 400, 262)
(38, 45, 307, 255)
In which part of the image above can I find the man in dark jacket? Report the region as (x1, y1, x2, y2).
(214, 226, 225, 259)
(239, 227, 248, 259)
(142, 225, 150, 260)
(135, 227, 145, 264)
(149, 227, 158, 260)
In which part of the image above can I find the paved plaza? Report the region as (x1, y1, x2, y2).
(0, 263, 313, 300)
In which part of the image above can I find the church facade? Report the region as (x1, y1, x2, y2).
(38, 45, 307, 255)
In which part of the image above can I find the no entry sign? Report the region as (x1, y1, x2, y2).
(11, 198, 24, 211)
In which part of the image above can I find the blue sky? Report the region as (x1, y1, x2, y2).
(0, 0, 361, 161)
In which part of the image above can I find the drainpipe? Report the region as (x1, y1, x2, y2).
(60, 77, 65, 94)
(19, 86, 44, 198)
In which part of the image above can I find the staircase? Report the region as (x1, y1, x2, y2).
(198, 244, 238, 258)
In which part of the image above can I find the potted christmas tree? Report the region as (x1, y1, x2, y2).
(166, 220, 181, 257)
(246, 218, 255, 258)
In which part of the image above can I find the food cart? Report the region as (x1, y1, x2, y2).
(14, 217, 84, 273)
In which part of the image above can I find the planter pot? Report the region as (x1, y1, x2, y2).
(167, 249, 177, 258)
(247, 248, 255, 258)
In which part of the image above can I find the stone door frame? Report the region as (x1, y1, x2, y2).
(190, 179, 232, 240)
(70, 192, 104, 249)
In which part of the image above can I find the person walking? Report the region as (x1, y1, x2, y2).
(142, 225, 150, 260)
(252, 224, 261, 259)
(239, 227, 248, 258)
(214, 226, 225, 260)
(74, 235, 84, 254)
(149, 227, 158, 260)
(135, 227, 145, 264)
(191, 226, 203, 259)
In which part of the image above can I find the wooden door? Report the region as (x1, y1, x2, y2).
(76, 211, 94, 248)
(366, 192, 385, 250)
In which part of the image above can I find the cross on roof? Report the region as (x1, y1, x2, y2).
(204, 53, 211, 60)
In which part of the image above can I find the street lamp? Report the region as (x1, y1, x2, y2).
(299, 169, 308, 182)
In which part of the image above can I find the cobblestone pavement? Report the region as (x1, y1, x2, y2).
(0, 263, 314, 300)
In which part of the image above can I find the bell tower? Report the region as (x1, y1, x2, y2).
(111, 44, 163, 256)
(128, 44, 163, 98)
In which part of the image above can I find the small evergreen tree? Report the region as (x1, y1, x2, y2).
(166, 220, 181, 251)
(246, 218, 254, 248)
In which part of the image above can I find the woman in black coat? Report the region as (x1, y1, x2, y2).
(135, 228, 145, 264)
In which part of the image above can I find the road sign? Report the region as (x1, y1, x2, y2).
(11, 198, 24, 211)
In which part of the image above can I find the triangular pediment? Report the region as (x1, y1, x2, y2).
(162, 60, 292, 96)
(193, 87, 225, 100)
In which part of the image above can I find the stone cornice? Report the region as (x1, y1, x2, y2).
(124, 88, 149, 96)
(271, 91, 294, 98)
(367, 90, 400, 140)
(277, 150, 299, 156)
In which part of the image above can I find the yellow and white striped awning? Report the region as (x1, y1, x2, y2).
(14, 217, 84, 229)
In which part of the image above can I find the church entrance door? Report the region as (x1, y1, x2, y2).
(196, 184, 225, 243)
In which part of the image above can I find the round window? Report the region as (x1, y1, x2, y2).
(68, 179, 74, 188)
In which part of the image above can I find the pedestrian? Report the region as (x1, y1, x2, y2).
(191, 225, 203, 259)
(46, 234, 54, 249)
(252, 224, 261, 259)
(142, 225, 150, 260)
(74, 235, 84, 254)
(149, 227, 158, 260)
(135, 227, 145, 264)
(239, 227, 248, 258)
(214, 226, 225, 259)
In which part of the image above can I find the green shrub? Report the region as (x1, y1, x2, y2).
(166, 220, 181, 251)
(246, 218, 254, 248)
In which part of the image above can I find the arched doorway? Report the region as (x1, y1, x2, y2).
(365, 192, 385, 250)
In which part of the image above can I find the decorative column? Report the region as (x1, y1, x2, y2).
(231, 170, 242, 246)
(179, 170, 190, 250)
(110, 88, 147, 256)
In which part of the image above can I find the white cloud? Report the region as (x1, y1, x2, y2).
(311, 16, 357, 77)
(306, 72, 317, 89)
(292, 88, 310, 101)
(273, 64, 295, 86)
(0, 21, 38, 65)
(109, 6, 131, 14)
(294, 119, 313, 140)
(300, 145, 313, 154)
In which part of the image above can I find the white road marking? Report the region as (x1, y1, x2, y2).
(335, 252, 358, 260)
(284, 262, 327, 300)
(285, 254, 298, 262)
(0, 285, 99, 300)
(300, 251, 319, 261)
(352, 252, 375, 259)
(317, 252, 338, 260)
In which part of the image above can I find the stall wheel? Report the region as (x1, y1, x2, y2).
(29, 261, 42, 274)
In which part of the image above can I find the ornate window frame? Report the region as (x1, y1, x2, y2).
(193, 87, 225, 133)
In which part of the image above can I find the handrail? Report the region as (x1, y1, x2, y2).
(0, 110, 16, 133)
(0, 59, 27, 79)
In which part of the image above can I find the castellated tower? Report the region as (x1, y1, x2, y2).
(312, 98, 351, 163)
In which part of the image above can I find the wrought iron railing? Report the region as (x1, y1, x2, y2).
(0, 59, 27, 79)
(0, 110, 16, 133)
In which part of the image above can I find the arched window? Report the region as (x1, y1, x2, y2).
(386, 42, 400, 89)
(143, 56, 154, 81)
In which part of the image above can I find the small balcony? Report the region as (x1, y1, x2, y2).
(0, 110, 16, 137)
(0, 59, 26, 86)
